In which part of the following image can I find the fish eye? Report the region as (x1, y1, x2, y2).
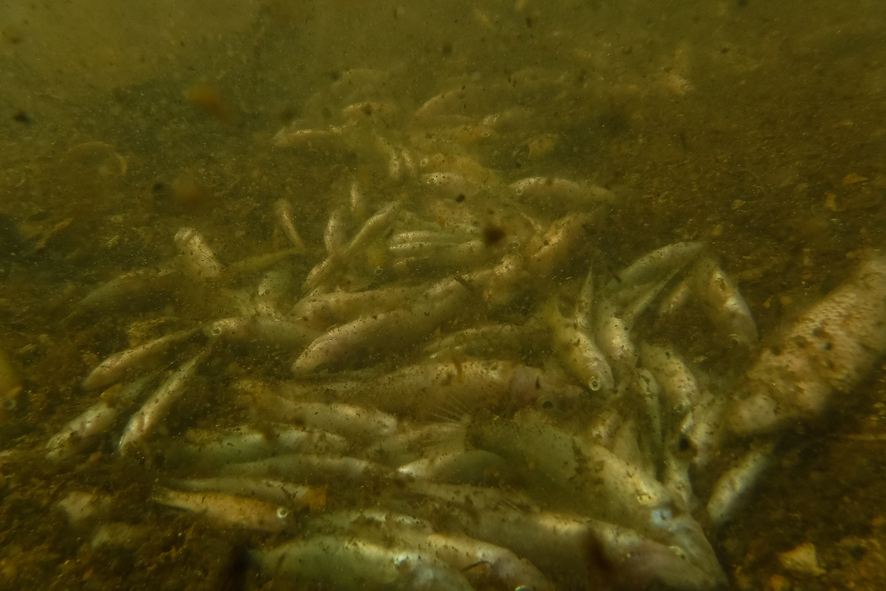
(276, 507, 289, 519)
(588, 377, 601, 391)
(651, 506, 674, 528)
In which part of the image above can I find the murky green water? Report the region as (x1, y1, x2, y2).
(2, 1, 886, 589)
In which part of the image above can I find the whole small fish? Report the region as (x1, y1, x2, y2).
(152, 486, 292, 532)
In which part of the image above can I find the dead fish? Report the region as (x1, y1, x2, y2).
(152, 486, 292, 532)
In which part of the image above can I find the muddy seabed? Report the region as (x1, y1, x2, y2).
(2, 1, 886, 590)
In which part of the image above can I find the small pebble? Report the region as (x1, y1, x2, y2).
(778, 541, 826, 576)
(842, 173, 867, 185)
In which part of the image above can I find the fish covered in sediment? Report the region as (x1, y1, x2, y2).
(45, 68, 886, 591)
(728, 252, 886, 436)
(151, 486, 293, 532)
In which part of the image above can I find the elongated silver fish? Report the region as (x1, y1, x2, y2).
(118, 350, 207, 453)
(47, 375, 156, 460)
(292, 277, 469, 373)
(728, 252, 886, 436)
(254, 534, 475, 591)
(82, 328, 198, 391)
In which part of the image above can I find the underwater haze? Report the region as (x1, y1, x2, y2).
(2, 1, 886, 590)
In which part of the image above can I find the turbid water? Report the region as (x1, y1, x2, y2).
(2, 1, 886, 590)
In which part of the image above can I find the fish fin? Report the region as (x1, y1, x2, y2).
(428, 389, 479, 424)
